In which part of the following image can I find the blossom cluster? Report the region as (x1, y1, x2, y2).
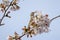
(8, 32, 21, 40)
(0, 0, 20, 18)
(22, 26, 35, 37)
(28, 11, 50, 34)
(22, 11, 50, 38)
(0, 0, 20, 12)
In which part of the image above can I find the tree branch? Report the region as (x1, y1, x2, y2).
(0, 0, 14, 26)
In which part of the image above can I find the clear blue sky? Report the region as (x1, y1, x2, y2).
(0, 0, 60, 40)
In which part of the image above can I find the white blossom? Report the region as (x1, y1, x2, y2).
(29, 11, 50, 34)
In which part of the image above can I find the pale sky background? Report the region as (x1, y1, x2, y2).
(0, 0, 60, 40)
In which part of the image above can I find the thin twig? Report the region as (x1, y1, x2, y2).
(16, 33, 26, 40)
(50, 15, 60, 22)
(20, 34, 26, 38)
(0, 0, 14, 26)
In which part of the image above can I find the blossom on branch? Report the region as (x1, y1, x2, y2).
(27, 29, 35, 37)
(8, 32, 21, 40)
(22, 26, 35, 37)
(28, 11, 50, 34)
(0, 0, 20, 26)
(0, 0, 20, 12)
(10, 0, 20, 11)
(0, 3, 6, 12)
